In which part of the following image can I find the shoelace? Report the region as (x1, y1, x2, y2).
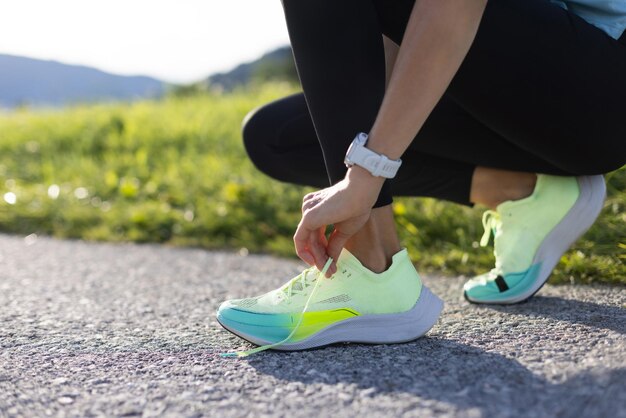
(280, 266, 319, 298)
(220, 257, 333, 358)
(480, 210, 501, 247)
(480, 210, 506, 275)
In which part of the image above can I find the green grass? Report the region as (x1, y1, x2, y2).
(0, 83, 624, 285)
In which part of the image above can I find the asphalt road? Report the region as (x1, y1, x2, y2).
(0, 234, 624, 418)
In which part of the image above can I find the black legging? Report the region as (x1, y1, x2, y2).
(244, 0, 626, 207)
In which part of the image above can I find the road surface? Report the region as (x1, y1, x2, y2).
(0, 234, 624, 417)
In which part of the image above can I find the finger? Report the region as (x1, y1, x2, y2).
(316, 227, 331, 275)
(293, 224, 315, 266)
(317, 227, 329, 249)
(307, 227, 329, 271)
(297, 199, 334, 271)
(301, 249, 316, 267)
(294, 218, 328, 270)
(326, 228, 352, 277)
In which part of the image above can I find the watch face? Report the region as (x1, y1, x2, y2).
(345, 140, 357, 162)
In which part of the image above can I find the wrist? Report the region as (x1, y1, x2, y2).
(364, 132, 403, 162)
(346, 165, 386, 190)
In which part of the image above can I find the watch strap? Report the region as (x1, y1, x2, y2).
(344, 133, 402, 178)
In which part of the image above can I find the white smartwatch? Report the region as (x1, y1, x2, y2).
(344, 132, 402, 178)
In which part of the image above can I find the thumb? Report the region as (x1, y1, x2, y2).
(325, 228, 351, 277)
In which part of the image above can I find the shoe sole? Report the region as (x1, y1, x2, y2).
(465, 175, 606, 305)
(217, 285, 444, 351)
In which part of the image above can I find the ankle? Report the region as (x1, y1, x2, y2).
(500, 174, 536, 203)
(344, 243, 399, 273)
(471, 167, 537, 209)
(343, 204, 401, 273)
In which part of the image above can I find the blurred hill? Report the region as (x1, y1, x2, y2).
(206, 46, 298, 91)
(0, 46, 298, 106)
(0, 54, 166, 108)
(169, 46, 298, 98)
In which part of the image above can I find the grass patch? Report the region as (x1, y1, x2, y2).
(0, 83, 624, 285)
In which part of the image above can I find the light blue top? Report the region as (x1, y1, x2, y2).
(551, 0, 626, 39)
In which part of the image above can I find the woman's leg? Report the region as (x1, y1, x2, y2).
(278, 0, 625, 272)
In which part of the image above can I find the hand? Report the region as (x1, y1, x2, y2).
(294, 167, 384, 277)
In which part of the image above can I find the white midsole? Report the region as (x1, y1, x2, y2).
(219, 285, 444, 351)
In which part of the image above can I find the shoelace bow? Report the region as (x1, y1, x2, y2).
(480, 210, 501, 247)
(480, 210, 507, 275)
(220, 258, 333, 358)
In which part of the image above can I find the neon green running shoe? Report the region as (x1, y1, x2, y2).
(464, 175, 606, 305)
(216, 248, 443, 351)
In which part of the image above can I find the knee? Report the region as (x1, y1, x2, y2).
(241, 106, 263, 160)
(241, 104, 281, 177)
(241, 107, 269, 166)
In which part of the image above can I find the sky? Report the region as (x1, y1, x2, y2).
(0, 0, 290, 84)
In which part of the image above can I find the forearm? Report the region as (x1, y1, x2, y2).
(367, 0, 488, 160)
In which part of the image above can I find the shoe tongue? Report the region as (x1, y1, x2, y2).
(337, 248, 361, 269)
(337, 249, 353, 263)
